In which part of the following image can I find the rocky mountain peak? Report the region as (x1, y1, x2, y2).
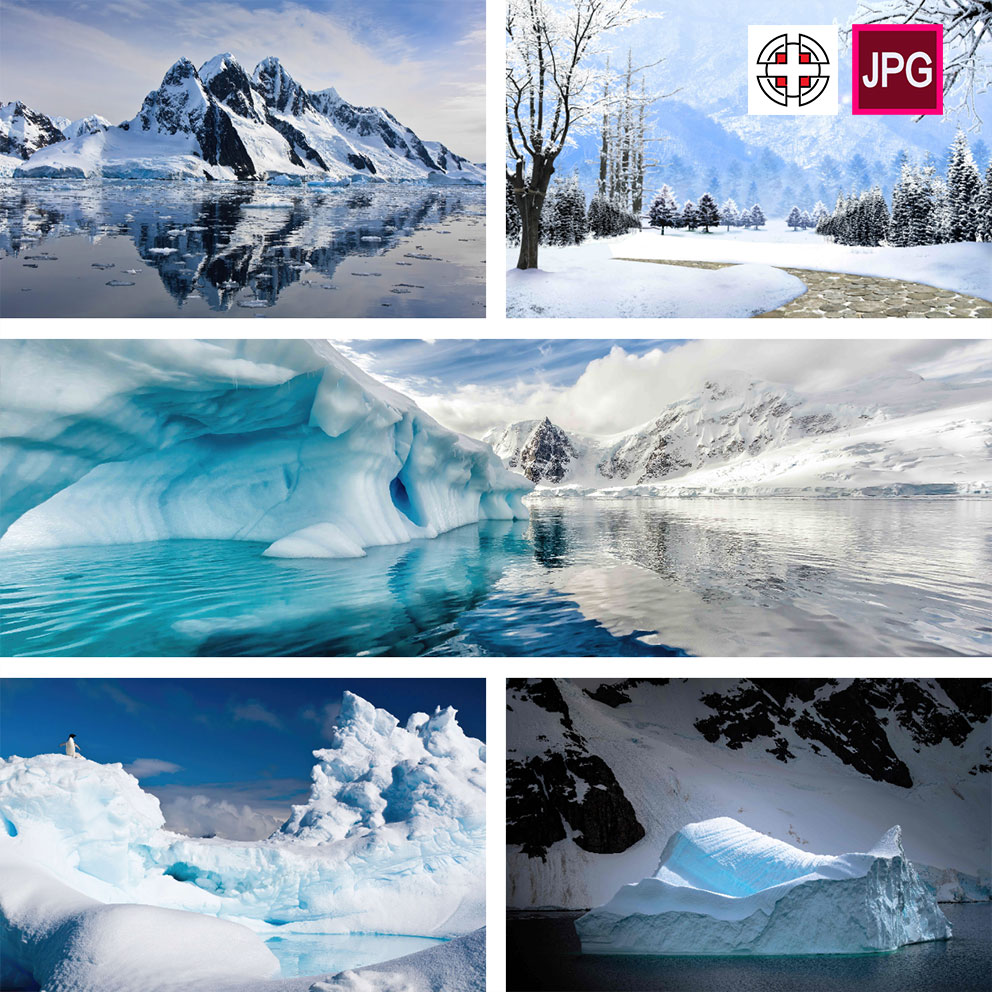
(253, 56, 311, 116)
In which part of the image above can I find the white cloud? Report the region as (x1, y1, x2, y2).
(230, 700, 284, 730)
(124, 758, 182, 779)
(405, 340, 992, 438)
(157, 793, 283, 840)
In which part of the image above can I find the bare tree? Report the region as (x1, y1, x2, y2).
(506, 0, 656, 269)
(853, 1, 992, 124)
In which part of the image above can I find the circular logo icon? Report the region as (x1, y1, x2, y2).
(756, 33, 831, 107)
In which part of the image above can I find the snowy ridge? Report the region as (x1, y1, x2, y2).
(576, 817, 951, 954)
(486, 371, 992, 495)
(11, 55, 484, 183)
(0, 340, 531, 555)
(0, 693, 486, 989)
(507, 679, 991, 910)
(0, 101, 67, 176)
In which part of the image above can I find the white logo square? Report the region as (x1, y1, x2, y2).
(748, 25, 839, 116)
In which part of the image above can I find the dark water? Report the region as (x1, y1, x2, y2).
(1, 499, 989, 657)
(0, 179, 484, 317)
(506, 905, 992, 992)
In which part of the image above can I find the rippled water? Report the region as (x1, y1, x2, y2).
(265, 931, 443, 979)
(0, 179, 484, 317)
(1, 499, 989, 657)
(506, 904, 992, 992)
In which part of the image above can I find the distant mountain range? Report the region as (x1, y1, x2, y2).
(507, 678, 991, 910)
(484, 371, 992, 496)
(0, 54, 484, 183)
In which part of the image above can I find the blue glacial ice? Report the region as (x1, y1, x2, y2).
(0, 340, 531, 555)
(576, 817, 952, 955)
(0, 693, 486, 991)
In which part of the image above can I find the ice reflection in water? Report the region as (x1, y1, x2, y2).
(0, 179, 484, 317)
(1, 499, 989, 657)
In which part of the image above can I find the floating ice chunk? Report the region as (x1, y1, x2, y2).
(147, 247, 177, 255)
(576, 817, 952, 955)
(105, 280, 135, 287)
(262, 522, 366, 559)
(91, 263, 115, 270)
(237, 299, 271, 308)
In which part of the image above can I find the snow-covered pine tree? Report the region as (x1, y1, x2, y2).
(648, 185, 679, 234)
(980, 161, 992, 242)
(697, 192, 720, 233)
(550, 172, 589, 245)
(738, 204, 752, 229)
(539, 180, 560, 245)
(889, 164, 916, 246)
(682, 199, 698, 230)
(588, 193, 611, 238)
(862, 187, 890, 246)
(720, 197, 739, 231)
(799, 209, 813, 230)
(750, 203, 766, 228)
(946, 129, 982, 242)
(813, 200, 829, 226)
(506, 178, 521, 245)
(787, 205, 802, 230)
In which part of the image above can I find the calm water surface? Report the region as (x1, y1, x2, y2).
(506, 904, 992, 992)
(0, 179, 484, 317)
(265, 931, 444, 979)
(1, 499, 989, 657)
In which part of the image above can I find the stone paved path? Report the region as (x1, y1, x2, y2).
(615, 257, 992, 318)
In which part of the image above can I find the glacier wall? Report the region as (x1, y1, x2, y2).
(576, 817, 951, 955)
(0, 340, 531, 556)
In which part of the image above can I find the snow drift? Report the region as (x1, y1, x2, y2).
(0, 692, 486, 990)
(0, 340, 531, 555)
(576, 817, 951, 955)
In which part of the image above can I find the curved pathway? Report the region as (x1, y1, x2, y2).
(615, 257, 992, 318)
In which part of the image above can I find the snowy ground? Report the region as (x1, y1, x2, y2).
(506, 240, 806, 318)
(613, 220, 992, 300)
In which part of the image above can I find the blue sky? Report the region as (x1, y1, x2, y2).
(341, 339, 683, 389)
(1, 677, 484, 838)
(0, 0, 485, 158)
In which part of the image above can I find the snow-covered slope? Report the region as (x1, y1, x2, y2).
(507, 679, 991, 910)
(13, 54, 484, 183)
(0, 101, 66, 176)
(485, 371, 992, 496)
(0, 692, 486, 990)
(60, 114, 111, 139)
(0, 340, 531, 554)
(576, 818, 950, 954)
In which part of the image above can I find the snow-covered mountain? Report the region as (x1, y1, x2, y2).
(0, 691, 486, 990)
(0, 340, 531, 554)
(507, 679, 992, 910)
(61, 114, 111, 139)
(0, 100, 66, 175)
(11, 54, 484, 183)
(484, 371, 992, 496)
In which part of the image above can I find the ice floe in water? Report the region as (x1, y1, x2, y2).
(576, 817, 952, 955)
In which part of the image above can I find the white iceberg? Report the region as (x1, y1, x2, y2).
(0, 692, 486, 990)
(0, 340, 531, 555)
(576, 817, 951, 955)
